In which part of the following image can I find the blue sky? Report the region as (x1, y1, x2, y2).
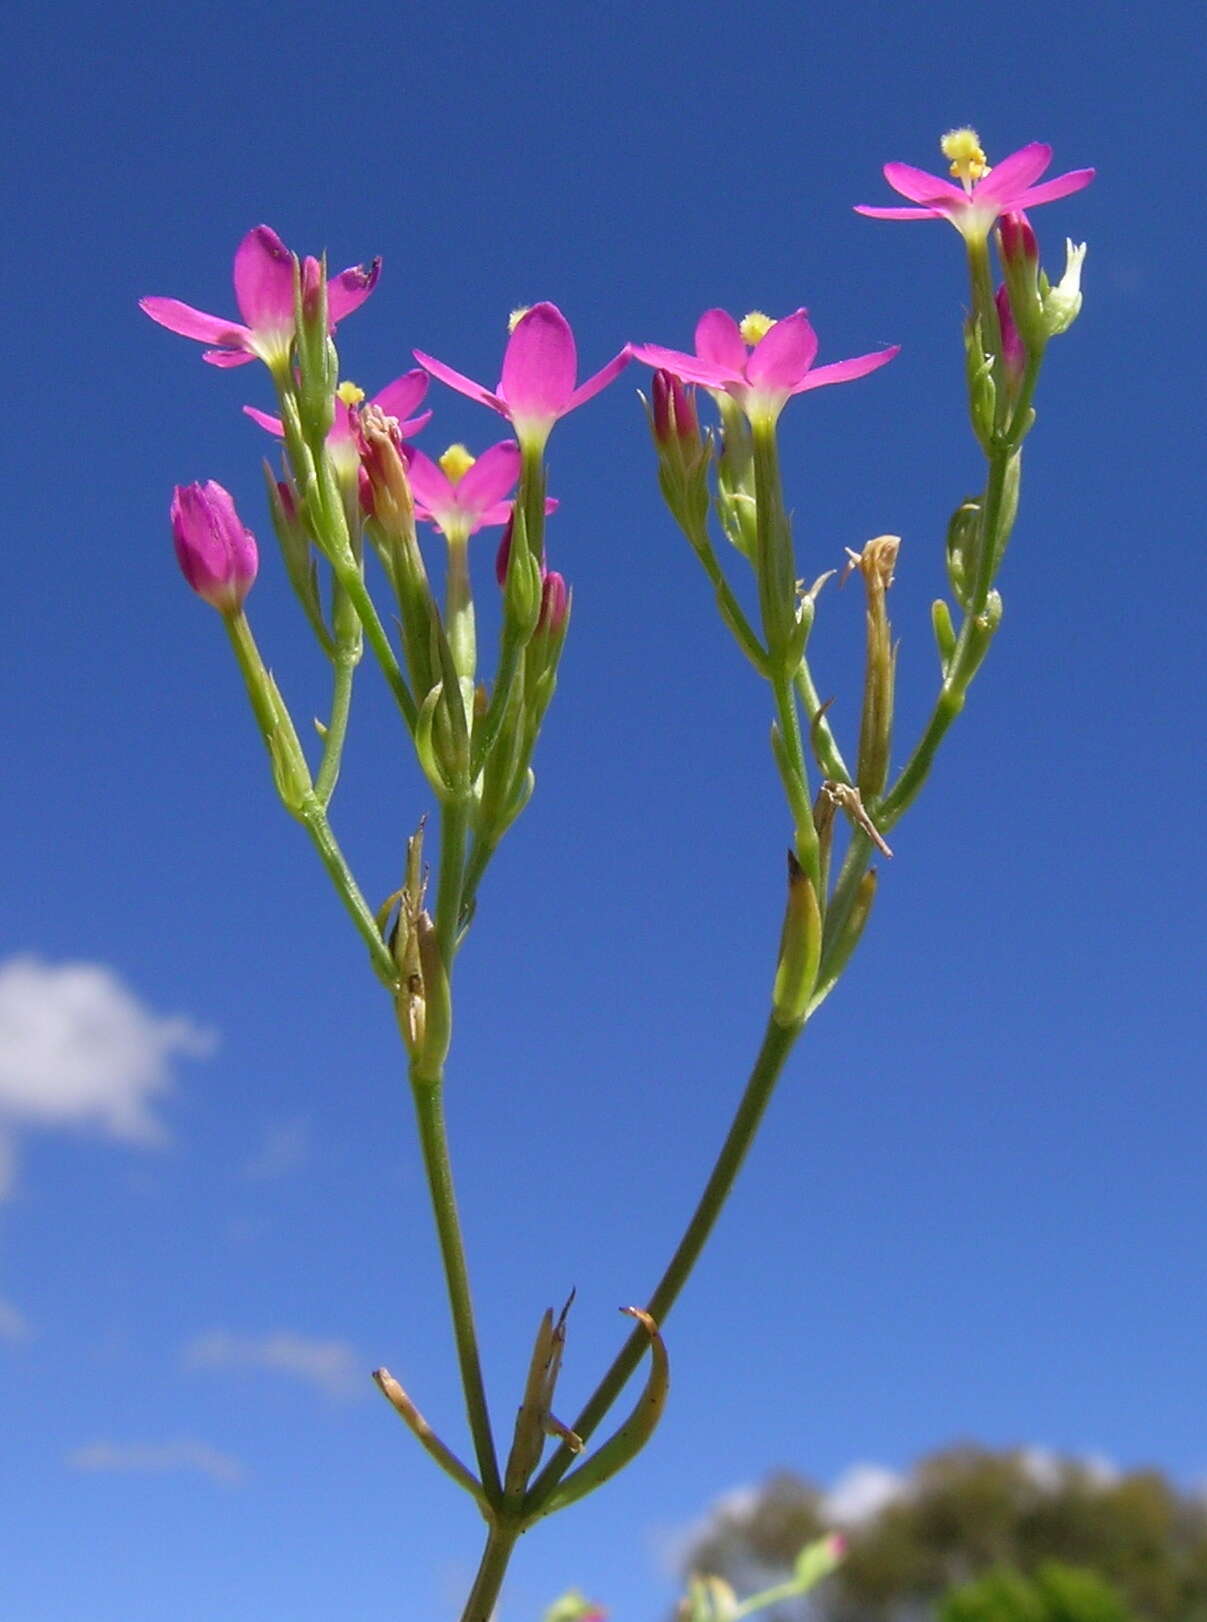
(3, 0, 1203, 1618)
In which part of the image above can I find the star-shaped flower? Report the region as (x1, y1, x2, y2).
(856, 132, 1094, 245)
(632, 309, 897, 426)
(141, 225, 380, 369)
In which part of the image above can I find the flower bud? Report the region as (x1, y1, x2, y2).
(771, 851, 822, 1029)
(536, 571, 569, 640)
(646, 369, 711, 544)
(170, 481, 258, 613)
(1042, 239, 1087, 337)
(995, 285, 1025, 395)
(998, 209, 1038, 274)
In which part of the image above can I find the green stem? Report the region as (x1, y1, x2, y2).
(795, 662, 852, 785)
(683, 518, 768, 675)
(771, 673, 820, 891)
(525, 1016, 801, 1507)
(333, 560, 418, 733)
(458, 834, 498, 941)
(750, 418, 794, 660)
(435, 800, 470, 967)
(223, 614, 396, 989)
(314, 639, 356, 807)
(445, 532, 476, 684)
(299, 799, 399, 989)
(409, 1074, 502, 1505)
(458, 1523, 520, 1622)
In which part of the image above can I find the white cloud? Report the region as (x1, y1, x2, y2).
(243, 1116, 309, 1180)
(0, 956, 214, 1193)
(821, 1462, 907, 1526)
(67, 1439, 243, 1485)
(182, 1330, 365, 1400)
(0, 1296, 30, 1341)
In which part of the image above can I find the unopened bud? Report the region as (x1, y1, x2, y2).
(647, 369, 711, 542)
(170, 481, 259, 613)
(963, 317, 997, 449)
(771, 852, 822, 1028)
(995, 285, 1025, 394)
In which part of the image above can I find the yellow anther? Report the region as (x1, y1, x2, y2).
(508, 306, 531, 333)
(336, 380, 366, 407)
(438, 443, 476, 483)
(739, 311, 776, 344)
(941, 127, 990, 186)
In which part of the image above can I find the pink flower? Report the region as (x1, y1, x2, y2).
(414, 303, 630, 452)
(170, 481, 258, 611)
(141, 226, 380, 370)
(855, 137, 1094, 244)
(536, 570, 569, 638)
(632, 309, 898, 425)
(246, 370, 431, 478)
(406, 441, 522, 539)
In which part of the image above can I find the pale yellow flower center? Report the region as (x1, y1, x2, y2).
(941, 127, 991, 188)
(507, 306, 531, 333)
(739, 311, 776, 344)
(336, 380, 366, 407)
(439, 443, 476, 483)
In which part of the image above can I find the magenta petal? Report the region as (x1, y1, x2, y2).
(882, 162, 965, 206)
(853, 204, 940, 221)
(140, 297, 250, 347)
(203, 347, 257, 367)
(1009, 168, 1096, 209)
(694, 309, 747, 372)
(793, 346, 900, 392)
(232, 226, 295, 332)
(457, 441, 522, 512)
(372, 369, 429, 422)
(328, 257, 382, 322)
(746, 310, 817, 389)
(476, 499, 517, 530)
(414, 350, 507, 416)
(500, 303, 577, 417)
(403, 447, 453, 511)
(974, 143, 1051, 205)
(630, 343, 735, 389)
(398, 409, 433, 439)
(243, 405, 284, 434)
(566, 345, 632, 413)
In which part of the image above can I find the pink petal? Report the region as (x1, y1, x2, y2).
(203, 347, 256, 368)
(630, 343, 735, 389)
(500, 303, 578, 418)
(1009, 168, 1096, 210)
(243, 405, 284, 434)
(402, 446, 454, 511)
(566, 345, 632, 412)
(477, 499, 517, 530)
(372, 369, 429, 422)
(232, 226, 295, 333)
(694, 309, 747, 372)
(328, 257, 382, 322)
(397, 409, 433, 438)
(973, 143, 1051, 206)
(413, 350, 507, 416)
(139, 296, 250, 347)
(456, 441, 522, 512)
(792, 345, 900, 392)
(746, 310, 818, 390)
(853, 205, 942, 221)
(881, 162, 965, 207)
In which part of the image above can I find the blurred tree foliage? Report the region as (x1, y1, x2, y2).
(940, 1561, 1133, 1622)
(683, 1447, 1207, 1622)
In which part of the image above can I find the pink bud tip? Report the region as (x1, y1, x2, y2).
(495, 514, 515, 586)
(170, 480, 259, 611)
(537, 570, 569, 636)
(998, 210, 1038, 269)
